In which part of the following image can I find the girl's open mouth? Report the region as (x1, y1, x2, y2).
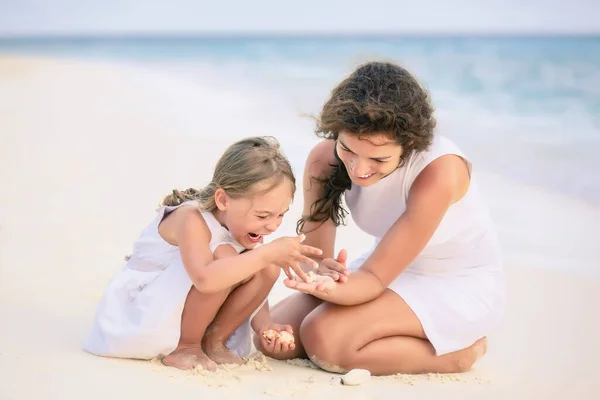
(247, 232, 262, 243)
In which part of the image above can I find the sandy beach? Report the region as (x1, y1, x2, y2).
(1, 55, 599, 399)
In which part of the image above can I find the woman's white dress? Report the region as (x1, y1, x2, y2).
(345, 135, 506, 355)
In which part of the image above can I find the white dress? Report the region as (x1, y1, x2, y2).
(345, 135, 506, 356)
(83, 200, 254, 360)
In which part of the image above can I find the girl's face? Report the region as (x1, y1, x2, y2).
(214, 178, 293, 249)
(336, 131, 404, 187)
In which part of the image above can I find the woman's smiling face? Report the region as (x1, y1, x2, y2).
(335, 131, 404, 187)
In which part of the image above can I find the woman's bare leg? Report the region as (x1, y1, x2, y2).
(203, 265, 280, 364)
(253, 292, 323, 360)
(162, 287, 230, 371)
(300, 290, 487, 375)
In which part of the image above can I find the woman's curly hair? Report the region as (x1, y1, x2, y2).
(297, 61, 437, 234)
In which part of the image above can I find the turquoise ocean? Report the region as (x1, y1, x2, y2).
(1, 35, 599, 205)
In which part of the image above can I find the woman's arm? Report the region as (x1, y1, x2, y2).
(287, 154, 471, 305)
(297, 140, 339, 269)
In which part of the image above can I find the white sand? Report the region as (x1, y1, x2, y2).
(1, 55, 599, 399)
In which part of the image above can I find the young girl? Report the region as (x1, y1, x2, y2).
(83, 136, 322, 371)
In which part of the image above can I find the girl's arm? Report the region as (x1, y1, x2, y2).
(286, 154, 471, 305)
(162, 207, 319, 293)
(175, 208, 272, 293)
(212, 243, 239, 260)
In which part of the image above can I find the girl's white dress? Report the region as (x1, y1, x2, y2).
(83, 200, 253, 360)
(345, 135, 506, 355)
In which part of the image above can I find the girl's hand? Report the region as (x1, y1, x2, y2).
(316, 249, 349, 283)
(256, 323, 296, 354)
(263, 234, 322, 282)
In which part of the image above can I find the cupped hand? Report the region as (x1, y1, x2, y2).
(257, 323, 296, 354)
(284, 274, 336, 295)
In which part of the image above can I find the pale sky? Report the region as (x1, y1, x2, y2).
(1, 0, 599, 36)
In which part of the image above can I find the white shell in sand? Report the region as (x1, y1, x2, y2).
(341, 369, 371, 386)
(329, 376, 342, 385)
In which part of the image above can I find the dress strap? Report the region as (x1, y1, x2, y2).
(200, 211, 246, 253)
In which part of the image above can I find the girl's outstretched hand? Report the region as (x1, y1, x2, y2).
(262, 234, 322, 282)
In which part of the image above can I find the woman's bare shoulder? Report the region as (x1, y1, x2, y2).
(305, 139, 337, 179)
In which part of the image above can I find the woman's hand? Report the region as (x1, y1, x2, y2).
(256, 323, 296, 354)
(283, 249, 346, 295)
(284, 273, 336, 296)
(316, 249, 349, 283)
(262, 234, 323, 282)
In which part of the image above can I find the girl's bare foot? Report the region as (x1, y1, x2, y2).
(162, 345, 218, 371)
(203, 340, 246, 365)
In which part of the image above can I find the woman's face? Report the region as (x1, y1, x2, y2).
(336, 131, 404, 187)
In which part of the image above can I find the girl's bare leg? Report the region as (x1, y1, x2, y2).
(162, 287, 230, 371)
(203, 265, 280, 364)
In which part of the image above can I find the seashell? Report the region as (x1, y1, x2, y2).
(341, 369, 371, 386)
(262, 329, 295, 345)
(278, 330, 295, 344)
(294, 270, 323, 283)
(329, 376, 342, 385)
(262, 329, 279, 343)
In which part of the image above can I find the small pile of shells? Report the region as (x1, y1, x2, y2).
(262, 329, 295, 344)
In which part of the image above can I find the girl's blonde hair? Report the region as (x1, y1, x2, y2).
(161, 136, 295, 209)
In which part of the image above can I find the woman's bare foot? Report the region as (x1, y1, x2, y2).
(203, 340, 246, 365)
(162, 345, 218, 371)
(450, 337, 488, 373)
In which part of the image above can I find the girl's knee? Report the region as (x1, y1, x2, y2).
(259, 264, 280, 284)
(186, 286, 230, 308)
(235, 265, 279, 289)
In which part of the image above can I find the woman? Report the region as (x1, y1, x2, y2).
(256, 61, 506, 376)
